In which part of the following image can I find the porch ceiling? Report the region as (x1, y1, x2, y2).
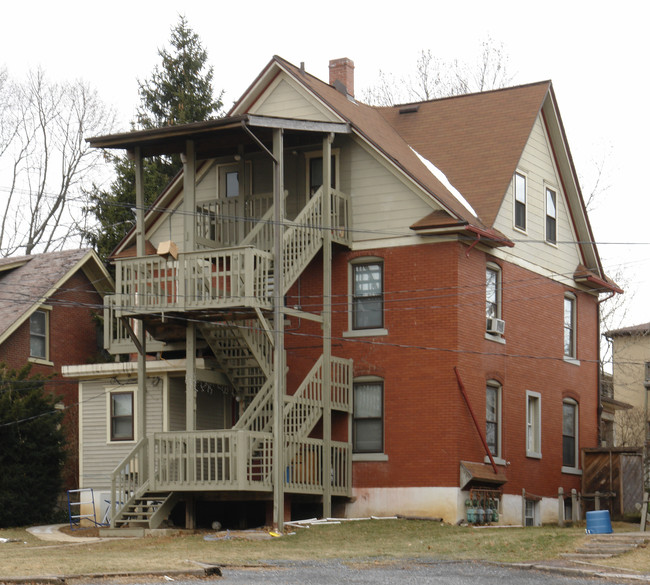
(87, 115, 351, 159)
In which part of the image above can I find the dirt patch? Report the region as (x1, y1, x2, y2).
(59, 525, 101, 538)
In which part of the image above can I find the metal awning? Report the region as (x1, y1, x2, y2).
(460, 461, 507, 491)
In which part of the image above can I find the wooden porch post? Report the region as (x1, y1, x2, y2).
(272, 128, 286, 530)
(184, 140, 197, 433)
(322, 134, 333, 518)
(183, 140, 196, 252)
(137, 324, 146, 440)
(186, 322, 196, 431)
(134, 146, 147, 440)
(134, 146, 145, 258)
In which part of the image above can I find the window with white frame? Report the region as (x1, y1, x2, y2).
(29, 309, 49, 360)
(545, 187, 557, 244)
(352, 261, 384, 330)
(564, 294, 576, 359)
(524, 499, 539, 526)
(526, 391, 541, 458)
(486, 382, 502, 459)
(110, 391, 134, 442)
(562, 399, 579, 471)
(514, 172, 527, 231)
(353, 380, 384, 453)
(485, 263, 504, 338)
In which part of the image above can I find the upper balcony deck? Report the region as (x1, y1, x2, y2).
(105, 186, 350, 350)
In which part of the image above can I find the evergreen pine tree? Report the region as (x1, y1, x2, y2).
(0, 364, 65, 527)
(84, 15, 223, 261)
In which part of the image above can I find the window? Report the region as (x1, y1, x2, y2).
(353, 380, 383, 453)
(110, 392, 134, 441)
(225, 170, 239, 198)
(545, 187, 557, 244)
(306, 152, 337, 197)
(514, 172, 527, 231)
(217, 162, 252, 199)
(486, 382, 501, 459)
(562, 399, 579, 471)
(564, 294, 576, 359)
(524, 499, 539, 527)
(486, 264, 502, 320)
(29, 309, 48, 360)
(526, 391, 541, 458)
(352, 262, 383, 330)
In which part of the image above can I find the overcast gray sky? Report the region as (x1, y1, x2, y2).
(2, 0, 648, 327)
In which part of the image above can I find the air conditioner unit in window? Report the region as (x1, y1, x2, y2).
(486, 317, 506, 336)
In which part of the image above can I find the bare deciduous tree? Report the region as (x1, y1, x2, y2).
(363, 37, 515, 106)
(616, 407, 646, 447)
(0, 69, 115, 256)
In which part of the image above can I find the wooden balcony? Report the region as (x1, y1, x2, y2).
(104, 187, 351, 352)
(112, 246, 274, 318)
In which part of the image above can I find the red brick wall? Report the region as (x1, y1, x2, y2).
(286, 241, 600, 499)
(0, 269, 105, 489)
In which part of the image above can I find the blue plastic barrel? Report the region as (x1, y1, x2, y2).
(585, 510, 613, 534)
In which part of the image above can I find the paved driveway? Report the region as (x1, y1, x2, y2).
(201, 559, 648, 584)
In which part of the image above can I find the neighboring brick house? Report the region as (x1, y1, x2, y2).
(0, 249, 113, 489)
(66, 56, 619, 530)
(605, 322, 650, 447)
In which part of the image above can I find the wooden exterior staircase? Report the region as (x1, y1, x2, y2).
(106, 186, 353, 529)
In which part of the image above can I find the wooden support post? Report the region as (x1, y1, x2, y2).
(134, 147, 145, 258)
(322, 133, 333, 519)
(137, 321, 146, 441)
(558, 487, 565, 527)
(641, 493, 648, 532)
(185, 495, 195, 530)
(272, 128, 285, 531)
(595, 490, 601, 511)
(186, 322, 196, 431)
(183, 140, 196, 253)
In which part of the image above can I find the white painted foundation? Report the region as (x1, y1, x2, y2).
(346, 487, 563, 526)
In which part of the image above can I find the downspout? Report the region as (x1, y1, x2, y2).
(465, 233, 481, 258)
(454, 367, 498, 474)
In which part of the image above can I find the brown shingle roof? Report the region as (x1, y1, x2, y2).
(274, 56, 484, 226)
(274, 57, 550, 230)
(0, 249, 93, 340)
(375, 82, 550, 228)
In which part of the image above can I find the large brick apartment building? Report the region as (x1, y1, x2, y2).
(66, 56, 618, 529)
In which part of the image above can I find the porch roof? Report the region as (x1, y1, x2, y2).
(87, 114, 350, 159)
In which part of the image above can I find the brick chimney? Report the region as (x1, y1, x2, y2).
(329, 58, 355, 97)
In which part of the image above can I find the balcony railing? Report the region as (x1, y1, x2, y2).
(113, 246, 274, 315)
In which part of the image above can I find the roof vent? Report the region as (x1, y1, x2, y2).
(399, 105, 420, 114)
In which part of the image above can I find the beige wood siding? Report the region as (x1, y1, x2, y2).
(492, 115, 582, 278)
(148, 198, 185, 252)
(79, 378, 163, 491)
(250, 77, 340, 122)
(345, 138, 440, 242)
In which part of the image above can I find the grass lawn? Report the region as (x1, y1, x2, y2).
(0, 519, 645, 577)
